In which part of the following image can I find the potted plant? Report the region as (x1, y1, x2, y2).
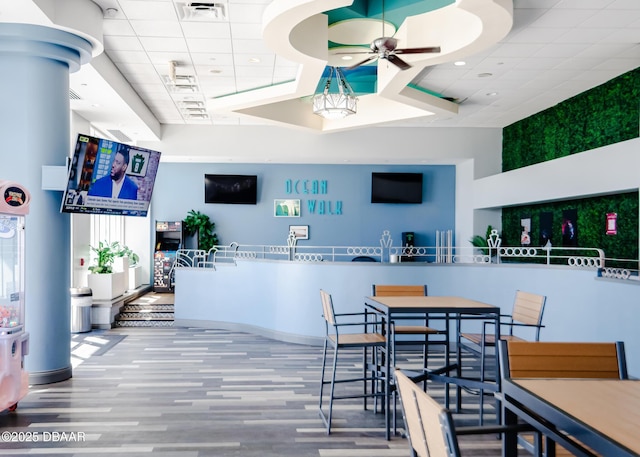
(469, 225, 494, 256)
(88, 241, 117, 274)
(113, 242, 139, 266)
(113, 242, 144, 290)
(184, 210, 219, 251)
(87, 241, 126, 300)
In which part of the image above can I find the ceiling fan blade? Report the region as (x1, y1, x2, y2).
(394, 46, 441, 55)
(386, 54, 411, 70)
(334, 51, 375, 55)
(346, 55, 378, 70)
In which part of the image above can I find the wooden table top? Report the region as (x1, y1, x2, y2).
(514, 379, 640, 455)
(364, 295, 499, 313)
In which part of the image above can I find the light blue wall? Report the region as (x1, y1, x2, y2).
(151, 163, 456, 247)
(175, 262, 640, 377)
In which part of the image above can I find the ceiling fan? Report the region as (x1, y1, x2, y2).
(343, 38, 440, 71)
(337, 1, 441, 71)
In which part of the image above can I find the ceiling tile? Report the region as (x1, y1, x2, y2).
(191, 53, 235, 66)
(508, 27, 569, 43)
(102, 19, 136, 36)
(146, 52, 192, 65)
(103, 35, 145, 51)
(557, 27, 616, 44)
(118, 0, 178, 21)
(139, 36, 189, 52)
(185, 38, 233, 53)
(226, 3, 268, 23)
(531, 8, 600, 28)
(581, 9, 640, 27)
(231, 38, 274, 55)
(230, 23, 264, 40)
(108, 50, 151, 64)
(119, 63, 162, 79)
(129, 20, 184, 37)
(609, 0, 640, 8)
(181, 22, 232, 39)
(554, 0, 616, 8)
(533, 42, 590, 57)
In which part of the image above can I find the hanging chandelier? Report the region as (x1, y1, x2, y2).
(312, 66, 358, 120)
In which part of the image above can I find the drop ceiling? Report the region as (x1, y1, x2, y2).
(7, 0, 640, 143)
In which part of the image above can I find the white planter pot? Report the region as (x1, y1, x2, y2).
(113, 257, 130, 291)
(87, 271, 126, 300)
(128, 265, 143, 290)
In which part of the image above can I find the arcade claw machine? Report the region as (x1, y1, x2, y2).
(0, 180, 30, 412)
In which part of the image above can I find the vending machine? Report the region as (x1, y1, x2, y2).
(153, 221, 183, 292)
(0, 180, 31, 412)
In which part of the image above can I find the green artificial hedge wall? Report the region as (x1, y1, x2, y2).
(500, 67, 640, 265)
(503, 67, 640, 172)
(502, 192, 639, 266)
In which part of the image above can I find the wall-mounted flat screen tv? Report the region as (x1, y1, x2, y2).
(371, 172, 423, 204)
(60, 134, 162, 217)
(205, 174, 258, 204)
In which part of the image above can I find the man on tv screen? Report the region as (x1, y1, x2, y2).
(88, 146, 138, 200)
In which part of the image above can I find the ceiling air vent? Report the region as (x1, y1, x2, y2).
(177, 2, 227, 21)
(107, 129, 132, 143)
(69, 89, 82, 100)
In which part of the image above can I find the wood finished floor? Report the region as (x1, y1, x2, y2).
(0, 325, 514, 456)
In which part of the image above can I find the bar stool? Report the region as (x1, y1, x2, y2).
(318, 289, 388, 434)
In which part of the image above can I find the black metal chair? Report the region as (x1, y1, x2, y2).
(395, 368, 531, 457)
(457, 290, 546, 423)
(371, 285, 448, 371)
(498, 339, 628, 457)
(318, 289, 388, 434)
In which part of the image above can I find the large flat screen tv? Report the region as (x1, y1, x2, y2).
(60, 134, 162, 217)
(205, 174, 257, 204)
(371, 172, 423, 204)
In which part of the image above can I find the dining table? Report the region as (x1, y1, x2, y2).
(363, 295, 501, 439)
(502, 378, 640, 457)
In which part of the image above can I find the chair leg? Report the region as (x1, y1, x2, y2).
(363, 345, 368, 411)
(479, 339, 486, 425)
(319, 339, 328, 412)
(326, 344, 339, 434)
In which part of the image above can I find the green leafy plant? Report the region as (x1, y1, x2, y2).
(112, 242, 139, 267)
(88, 241, 118, 274)
(184, 210, 219, 252)
(469, 225, 494, 255)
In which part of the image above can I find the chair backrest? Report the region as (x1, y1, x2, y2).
(395, 369, 453, 457)
(320, 289, 336, 326)
(372, 284, 427, 296)
(508, 290, 546, 338)
(499, 340, 628, 380)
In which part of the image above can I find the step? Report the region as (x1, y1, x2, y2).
(121, 304, 174, 312)
(117, 312, 174, 321)
(115, 320, 175, 328)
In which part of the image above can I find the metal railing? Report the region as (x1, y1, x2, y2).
(164, 222, 639, 285)
(171, 243, 613, 268)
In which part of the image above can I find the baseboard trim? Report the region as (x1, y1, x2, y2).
(29, 365, 73, 385)
(174, 319, 323, 347)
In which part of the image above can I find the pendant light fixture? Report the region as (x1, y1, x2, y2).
(312, 66, 357, 120)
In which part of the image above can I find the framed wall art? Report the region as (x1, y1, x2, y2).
(289, 225, 309, 240)
(274, 199, 301, 217)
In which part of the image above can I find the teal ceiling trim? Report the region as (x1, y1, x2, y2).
(213, 79, 296, 99)
(326, 0, 454, 30)
(315, 66, 378, 95)
(405, 83, 444, 98)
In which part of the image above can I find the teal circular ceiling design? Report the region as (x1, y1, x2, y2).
(320, 0, 454, 96)
(327, 0, 454, 47)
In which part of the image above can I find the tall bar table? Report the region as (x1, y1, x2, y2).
(364, 295, 501, 439)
